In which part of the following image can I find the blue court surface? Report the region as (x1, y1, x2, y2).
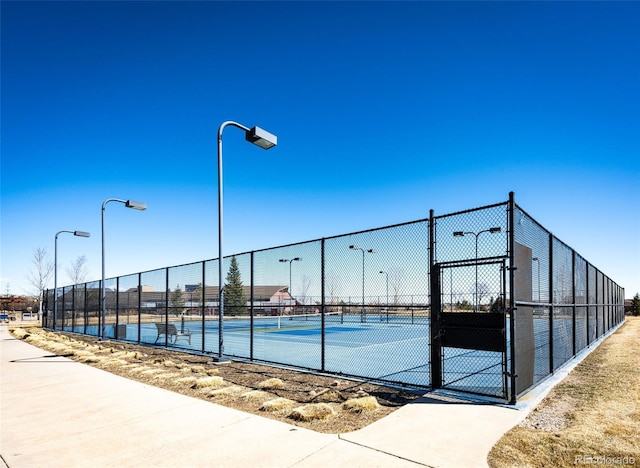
(69, 313, 581, 399)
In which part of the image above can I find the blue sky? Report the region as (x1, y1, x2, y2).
(1, 1, 638, 299)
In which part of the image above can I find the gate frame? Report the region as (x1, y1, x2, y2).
(432, 258, 508, 399)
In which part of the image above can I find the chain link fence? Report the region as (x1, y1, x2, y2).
(44, 193, 625, 402)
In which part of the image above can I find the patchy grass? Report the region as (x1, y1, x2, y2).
(194, 376, 225, 389)
(205, 386, 246, 399)
(175, 376, 197, 386)
(260, 397, 297, 413)
(258, 378, 285, 390)
(488, 317, 640, 467)
(289, 403, 335, 422)
(343, 396, 380, 414)
(103, 359, 129, 367)
(12, 328, 31, 339)
(241, 390, 271, 402)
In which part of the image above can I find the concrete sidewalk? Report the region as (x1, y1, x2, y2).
(0, 325, 527, 468)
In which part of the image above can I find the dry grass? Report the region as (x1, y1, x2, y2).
(260, 397, 296, 413)
(488, 317, 640, 467)
(103, 359, 128, 367)
(194, 376, 225, 389)
(175, 376, 197, 386)
(140, 368, 165, 376)
(151, 372, 181, 381)
(241, 390, 271, 401)
(343, 396, 380, 414)
(11, 328, 30, 339)
(205, 386, 246, 399)
(258, 378, 285, 390)
(289, 403, 335, 422)
(311, 388, 345, 403)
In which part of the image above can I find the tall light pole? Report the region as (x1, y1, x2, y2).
(279, 257, 301, 314)
(101, 198, 146, 339)
(453, 227, 501, 312)
(349, 245, 375, 322)
(217, 121, 277, 361)
(379, 270, 389, 321)
(54, 230, 90, 331)
(532, 257, 541, 302)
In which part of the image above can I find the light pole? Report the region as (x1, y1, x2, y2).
(379, 270, 389, 321)
(101, 198, 146, 339)
(54, 230, 90, 331)
(532, 257, 541, 302)
(279, 257, 301, 314)
(453, 227, 501, 312)
(217, 121, 277, 361)
(349, 245, 375, 322)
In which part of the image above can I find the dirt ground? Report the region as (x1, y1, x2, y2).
(10, 326, 422, 434)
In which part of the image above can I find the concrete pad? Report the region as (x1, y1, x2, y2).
(1, 326, 532, 468)
(294, 438, 426, 467)
(340, 393, 524, 468)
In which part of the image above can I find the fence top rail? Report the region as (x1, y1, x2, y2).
(433, 200, 508, 220)
(514, 202, 623, 293)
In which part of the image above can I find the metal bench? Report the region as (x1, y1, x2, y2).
(154, 323, 191, 345)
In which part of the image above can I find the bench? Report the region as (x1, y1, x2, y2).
(154, 323, 191, 345)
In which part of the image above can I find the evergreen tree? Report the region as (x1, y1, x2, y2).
(224, 256, 247, 316)
(632, 293, 640, 317)
(170, 286, 185, 316)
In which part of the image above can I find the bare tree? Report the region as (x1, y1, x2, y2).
(26, 247, 54, 314)
(389, 268, 405, 305)
(325, 271, 341, 305)
(67, 255, 90, 285)
(297, 274, 311, 306)
(474, 282, 491, 310)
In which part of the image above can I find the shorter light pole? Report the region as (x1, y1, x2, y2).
(379, 270, 389, 321)
(349, 245, 375, 322)
(453, 227, 501, 312)
(54, 230, 90, 331)
(279, 257, 301, 314)
(102, 198, 146, 339)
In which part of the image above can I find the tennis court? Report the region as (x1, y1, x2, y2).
(49, 193, 625, 403)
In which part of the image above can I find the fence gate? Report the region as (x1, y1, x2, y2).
(431, 260, 508, 399)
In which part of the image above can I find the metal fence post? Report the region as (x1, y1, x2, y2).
(549, 233, 554, 373)
(250, 251, 254, 360)
(201, 262, 206, 353)
(115, 277, 120, 339)
(572, 250, 576, 356)
(165, 267, 169, 347)
(321, 238, 326, 372)
(137, 273, 142, 344)
(508, 191, 517, 404)
(586, 262, 590, 346)
(429, 209, 442, 390)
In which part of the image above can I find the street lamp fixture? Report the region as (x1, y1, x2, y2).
(54, 230, 90, 330)
(245, 126, 278, 149)
(101, 198, 146, 339)
(279, 257, 302, 312)
(216, 121, 277, 362)
(349, 245, 375, 322)
(452, 227, 502, 312)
